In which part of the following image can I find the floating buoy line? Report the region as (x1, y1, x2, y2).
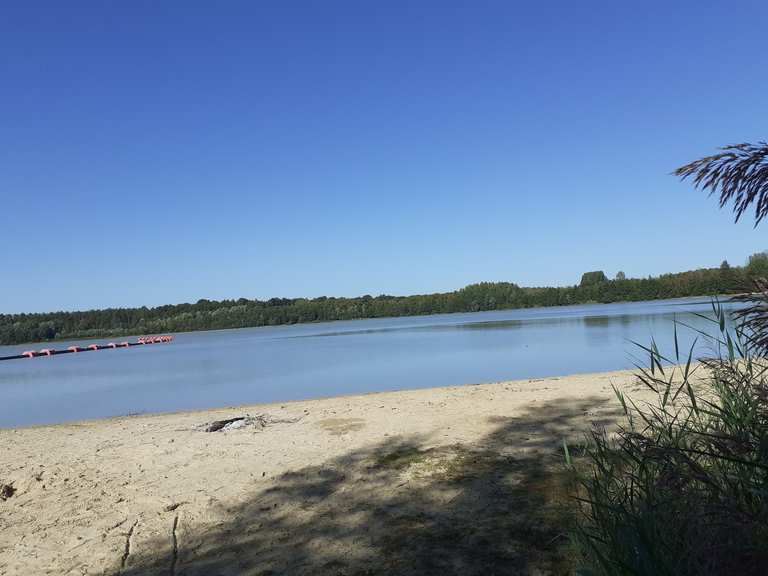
(0, 335, 174, 362)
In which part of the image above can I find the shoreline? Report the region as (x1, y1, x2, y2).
(5, 366, 647, 431)
(0, 367, 660, 574)
(0, 293, 734, 348)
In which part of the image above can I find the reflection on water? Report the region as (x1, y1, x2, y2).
(584, 314, 630, 327)
(290, 310, 681, 337)
(0, 297, 741, 428)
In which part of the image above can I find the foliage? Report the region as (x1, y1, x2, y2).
(674, 142, 768, 225)
(580, 271, 608, 287)
(0, 264, 753, 345)
(570, 142, 768, 575)
(569, 303, 768, 575)
(746, 251, 768, 278)
(733, 278, 768, 358)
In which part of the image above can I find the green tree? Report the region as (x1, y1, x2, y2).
(719, 259, 737, 291)
(746, 251, 768, 278)
(615, 271, 626, 281)
(580, 271, 607, 287)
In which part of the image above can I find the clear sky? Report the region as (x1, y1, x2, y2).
(2, 2, 766, 313)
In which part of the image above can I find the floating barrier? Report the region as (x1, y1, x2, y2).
(0, 335, 174, 362)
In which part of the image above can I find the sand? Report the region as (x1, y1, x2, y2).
(0, 369, 658, 575)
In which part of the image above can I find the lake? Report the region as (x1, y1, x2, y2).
(0, 297, 738, 428)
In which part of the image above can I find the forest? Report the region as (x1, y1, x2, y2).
(1, 254, 766, 345)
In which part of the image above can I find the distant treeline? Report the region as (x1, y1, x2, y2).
(2, 254, 767, 346)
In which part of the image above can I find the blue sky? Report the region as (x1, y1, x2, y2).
(2, 2, 766, 313)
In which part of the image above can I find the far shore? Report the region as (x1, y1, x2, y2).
(0, 292, 736, 348)
(0, 367, 667, 575)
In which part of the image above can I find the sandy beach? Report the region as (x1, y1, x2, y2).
(0, 369, 658, 575)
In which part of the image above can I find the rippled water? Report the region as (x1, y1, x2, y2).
(0, 297, 739, 428)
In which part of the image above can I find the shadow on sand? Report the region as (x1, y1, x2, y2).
(120, 396, 622, 576)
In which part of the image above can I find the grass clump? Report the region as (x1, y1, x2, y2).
(570, 300, 768, 575)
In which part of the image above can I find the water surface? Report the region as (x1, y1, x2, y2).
(0, 297, 737, 428)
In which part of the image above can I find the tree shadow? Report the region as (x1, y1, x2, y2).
(120, 396, 621, 576)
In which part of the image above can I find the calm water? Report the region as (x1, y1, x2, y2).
(0, 297, 738, 428)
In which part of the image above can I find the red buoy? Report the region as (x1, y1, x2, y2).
(0, 335, 175, 362)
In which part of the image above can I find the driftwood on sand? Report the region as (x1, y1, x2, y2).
(203, 413, 301, 433)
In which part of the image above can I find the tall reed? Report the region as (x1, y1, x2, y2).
(569, 300, 768, 575)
